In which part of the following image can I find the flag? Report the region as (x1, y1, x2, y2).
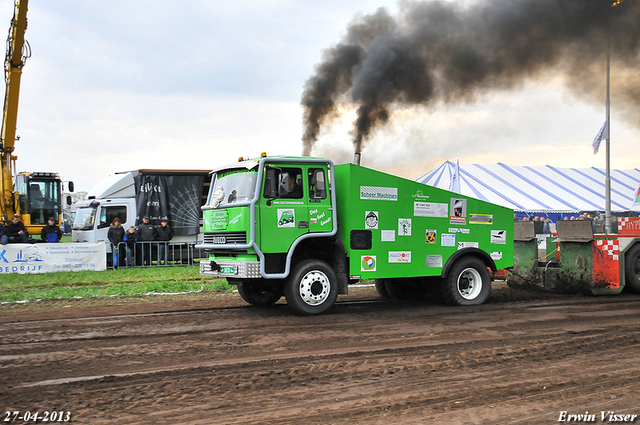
(632, 185, 640, 211)
(592, 120, 607, 154)
(449, 160, 461, 194)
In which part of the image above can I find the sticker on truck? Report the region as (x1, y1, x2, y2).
(398, 218, 412, 236)
(470, 214, 493, 224)
(361, 255, 377, 271)
(414, 202, 447, 218)
(381, 230, 395, 242)
(360, 186, 398, 201)
(425, 255, 443, 268)
(425, 230, 437, 244)
(365, 211, 379, 229)
(277, 209, 295, 227)
(450, 198, 467, 225)
(389, 251, 411, 263)
(491, 230, 507, 244)
(442, 233, 455, 247)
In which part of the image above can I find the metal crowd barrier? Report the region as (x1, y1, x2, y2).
(109, 241, 206, 269)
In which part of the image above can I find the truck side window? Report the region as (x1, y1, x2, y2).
(308, 168, 327, 200)
(280, 168, 303, 199)
(99, 206, 127, 229)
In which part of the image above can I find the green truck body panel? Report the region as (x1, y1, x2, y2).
(334, 164, 514, 278)
(198, 156, 514, 283)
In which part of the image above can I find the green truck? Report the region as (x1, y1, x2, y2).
(197, 155, 514, 315)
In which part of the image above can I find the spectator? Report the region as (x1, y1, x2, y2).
(0, 221, 8, 244)
(41, 217, 63, 243)
(137, 216, 155, 266)
(155, 218, 173, 265)
(547, 217, 556, 234)
(592, 212, 604, 234)
(542, 217, 550, 234)
(107, 217, 125, 268)
(7, 215, 29, 243)
(611, 215, 618, 234)
(123, 226, 139, 267)
(533, 215, 544, 234)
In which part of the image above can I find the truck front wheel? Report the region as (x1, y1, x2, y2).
(284, 260, 338, 315)
(441, 257, 491, 306)
(237, 281, 283, 307)
(625, 244, 640, 293)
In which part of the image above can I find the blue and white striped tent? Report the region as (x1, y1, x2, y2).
(417, 161, 640, 213)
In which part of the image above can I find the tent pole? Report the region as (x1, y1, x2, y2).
(604, 30, 612, 235)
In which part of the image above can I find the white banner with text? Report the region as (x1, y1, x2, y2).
(0, 243, 106, 274)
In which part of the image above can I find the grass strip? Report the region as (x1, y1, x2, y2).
(0, 266, 231, 303)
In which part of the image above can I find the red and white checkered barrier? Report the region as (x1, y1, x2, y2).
(596, 239, 619, 261)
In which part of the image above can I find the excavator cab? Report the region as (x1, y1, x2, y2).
(15, 172, 63, 233)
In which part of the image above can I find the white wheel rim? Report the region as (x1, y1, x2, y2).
(457, 267, 483, 300)
(299, 270, 331, 306)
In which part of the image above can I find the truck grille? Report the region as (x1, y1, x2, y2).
(203, 231, 247, 245)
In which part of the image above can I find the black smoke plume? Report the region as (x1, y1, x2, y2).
(301, 0, 640, 156)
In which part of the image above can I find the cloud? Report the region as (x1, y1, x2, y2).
(18, 87, 303, 190)
(310, 79, 640, 180)
(1, 0, 637, 197)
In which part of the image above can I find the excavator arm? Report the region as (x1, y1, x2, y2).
(0, 0, 29, 221)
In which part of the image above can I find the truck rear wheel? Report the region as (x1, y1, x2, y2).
(284, 260, 338, 315)
(384, 278, 427, 300)
(625, 244, 640, 293)
(441, 257, 491, 306)
(237, 281, 283, 307)
(374, 279, 391, 298)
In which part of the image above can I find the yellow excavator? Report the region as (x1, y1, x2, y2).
(1, 0, 72, 238)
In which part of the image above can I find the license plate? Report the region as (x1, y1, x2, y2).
(220, 266, 235, 274)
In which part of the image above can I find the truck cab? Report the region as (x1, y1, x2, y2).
(198, 156, 342, 314)
(72, 172, 137, 248)
(72, 198, 136, 247)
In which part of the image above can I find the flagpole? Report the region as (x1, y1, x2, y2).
(604, 28, 611, 235)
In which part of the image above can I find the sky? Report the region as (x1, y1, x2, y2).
(1, 0, 638, 193)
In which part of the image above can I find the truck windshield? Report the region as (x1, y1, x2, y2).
(73, 206, 97, 231)
(208, 169, 258, 207)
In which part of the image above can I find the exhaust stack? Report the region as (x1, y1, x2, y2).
(353, 152, 361, 166)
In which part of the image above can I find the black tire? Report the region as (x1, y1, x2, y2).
(424, 277, 444, 304)
(237, 281, 283, 307)
(284, 260, 338, 315)
(440, 257, 491, 306)
(384, 278, 427, 300)
(374, 279, 391, 298)
(625, 244, 640, 293)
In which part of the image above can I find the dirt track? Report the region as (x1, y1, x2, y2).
(2, 283, 640, 424)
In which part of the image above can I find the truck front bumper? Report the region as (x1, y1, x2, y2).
(200, 259, 261, 279)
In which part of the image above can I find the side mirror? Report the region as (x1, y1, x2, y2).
(67, 181, 75, 193)
(66, 195, 72, 206)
